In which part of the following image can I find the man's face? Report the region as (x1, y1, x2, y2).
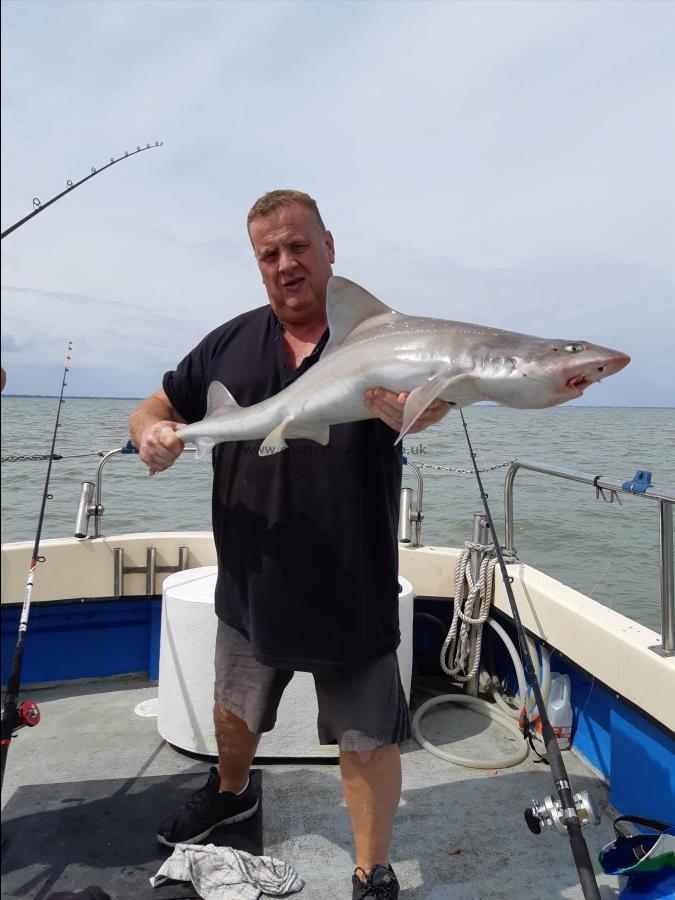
(248, 203, 335, 325)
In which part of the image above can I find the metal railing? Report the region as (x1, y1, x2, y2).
(503, 460, 675, 656)
(74, 447, 674, 654)
(74, 445, 197, 539)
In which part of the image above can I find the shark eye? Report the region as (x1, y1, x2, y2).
(564, 343, 585, 353)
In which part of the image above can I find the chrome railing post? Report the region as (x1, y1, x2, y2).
(93, 448, 123, 537)
(410, 461, 424, 547)
(658, 499, 674, 654)
(504, 461, 521, 556)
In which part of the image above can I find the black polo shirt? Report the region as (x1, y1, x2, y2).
(163, 305, 402, 671)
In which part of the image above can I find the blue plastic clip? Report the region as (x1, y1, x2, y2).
(121, 440, 139, 455)
(621, 470, 652, 494)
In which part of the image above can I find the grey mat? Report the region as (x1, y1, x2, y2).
(1, 769, 263, 900)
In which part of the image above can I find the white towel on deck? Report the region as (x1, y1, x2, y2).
(150, 843, 304, 899)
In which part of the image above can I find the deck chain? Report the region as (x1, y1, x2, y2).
(1, 452, 104, 463)
(412, 460, 514, 475)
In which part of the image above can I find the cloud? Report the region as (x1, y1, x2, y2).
(1, 0, 674, 400)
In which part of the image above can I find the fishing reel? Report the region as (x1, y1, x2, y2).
(525, 791, 600, 835)
(10, 700, 41, 733)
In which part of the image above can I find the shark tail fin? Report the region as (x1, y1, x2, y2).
(206, 381, 241, 418)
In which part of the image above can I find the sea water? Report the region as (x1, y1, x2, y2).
(1, 397, 673, 632)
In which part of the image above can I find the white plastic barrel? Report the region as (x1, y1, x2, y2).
(158, 567, 220, 754)
(158, 567, 415, 755)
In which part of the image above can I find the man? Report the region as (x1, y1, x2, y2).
(129, 190, 448, 899)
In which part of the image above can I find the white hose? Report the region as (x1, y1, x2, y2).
(411, 617, 551, 768)
(488, 621, 550, 723)
(411, 692, 529, 768)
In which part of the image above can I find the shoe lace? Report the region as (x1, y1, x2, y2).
(354, 868, 395, 899)
(184, 784, 212, 811)
(364, 886, 391, 899)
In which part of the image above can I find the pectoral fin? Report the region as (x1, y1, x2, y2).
(395, 373, 467, 445)
(259, 418, 331, 456)
(259, 418, 294, 456)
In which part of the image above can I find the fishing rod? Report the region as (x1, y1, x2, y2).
(459, 410, 602, 900)
(1, 142, 163, 240)
(0, 343, 72, 793)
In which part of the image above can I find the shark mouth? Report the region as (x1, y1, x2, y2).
(566, 374, 591, 391)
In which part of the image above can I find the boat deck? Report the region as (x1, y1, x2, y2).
(1, 677, 623, 899)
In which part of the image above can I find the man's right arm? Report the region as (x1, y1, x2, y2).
(129, 388, 187, 474)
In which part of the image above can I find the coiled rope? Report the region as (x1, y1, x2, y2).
(441, 541, 496, 681)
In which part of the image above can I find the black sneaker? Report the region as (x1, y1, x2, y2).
(352, 864, 400, 899)
(157, 767, 259, 847)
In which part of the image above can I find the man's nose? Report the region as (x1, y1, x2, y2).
(278, 249, 298, 271)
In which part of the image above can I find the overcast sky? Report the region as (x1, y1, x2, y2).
(1, 0, 673, 405)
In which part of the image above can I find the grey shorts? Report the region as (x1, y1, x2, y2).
(214, 620, 411, 753)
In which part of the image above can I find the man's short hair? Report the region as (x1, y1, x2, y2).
(247, 189, 326, 233)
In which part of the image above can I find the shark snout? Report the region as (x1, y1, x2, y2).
(604, 351, 631, 375)
(590, 350, 631, 382)
(564, 350, 630, 394)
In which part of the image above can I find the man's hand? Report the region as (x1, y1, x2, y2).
(138, 420, 185, 475)
(364, 387, 451, 435)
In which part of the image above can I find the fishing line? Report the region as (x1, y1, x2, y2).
(573, 533, 630, 724)
(459, 408, 602, 900)
(1, 143, 163, 240)
(0, 343, 72, 793)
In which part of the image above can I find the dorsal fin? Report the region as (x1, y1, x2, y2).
(323, 276, 398, 356)
(206, 381, 241, 418)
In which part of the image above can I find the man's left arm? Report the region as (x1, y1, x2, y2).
(364, 388, 451, 435)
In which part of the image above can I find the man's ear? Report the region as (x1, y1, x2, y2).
(325, 230, 335, 264)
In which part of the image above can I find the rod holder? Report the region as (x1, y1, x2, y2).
(74, 481, 95, 538)
(399, 461, 424, 547)
(178, 546, 188, 572)
(398, 488, 413, 543)
(113, 546, 189, 599)
(146, 547, 156, 596)
(113, 547, 123, 598)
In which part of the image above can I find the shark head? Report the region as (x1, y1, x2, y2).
(479, 338, 631, 408)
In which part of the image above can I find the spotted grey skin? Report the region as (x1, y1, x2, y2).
(177, 276, 630, 458)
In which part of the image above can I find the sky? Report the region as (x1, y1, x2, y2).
(1, 0, 673, 404)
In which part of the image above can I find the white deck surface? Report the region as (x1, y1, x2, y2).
(1, 677, 623, 899)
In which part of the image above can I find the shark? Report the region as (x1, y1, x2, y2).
(177, 276, 630, 458)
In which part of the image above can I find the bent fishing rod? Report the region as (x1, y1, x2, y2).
(1, 142, 163, 240)
(0, 343, 72, 794)
(459, 410, 602, 900)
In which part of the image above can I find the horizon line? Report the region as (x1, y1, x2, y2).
(2, 393, 673, 410)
